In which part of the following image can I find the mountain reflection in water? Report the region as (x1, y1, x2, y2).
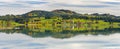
(0, 24, 120, 49)
(0, 24, 120, 39)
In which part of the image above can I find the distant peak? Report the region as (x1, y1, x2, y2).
(52, 9, 77, 14)
(30, 10, 48, 12)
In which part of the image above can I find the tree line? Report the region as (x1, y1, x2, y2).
(0, 9, 120, 24)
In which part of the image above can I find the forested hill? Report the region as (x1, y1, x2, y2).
(0, 9, 120, 23)
(22, 9, 79, 18)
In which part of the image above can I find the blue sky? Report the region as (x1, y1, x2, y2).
(0, 0, 120, 16)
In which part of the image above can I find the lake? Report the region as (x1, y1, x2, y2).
(0, 25, 120, 49)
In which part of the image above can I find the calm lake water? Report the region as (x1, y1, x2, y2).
(0, 26, 120, 49)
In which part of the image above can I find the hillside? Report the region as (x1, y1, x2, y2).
(52, 9, 77, 14)
(0, 9, 120, 24)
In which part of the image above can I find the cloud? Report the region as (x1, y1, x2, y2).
(26, 1, 48, 4)
(0, 4, 28, 7)
(102, 2, 120, 5)
(0, 0, 120, 16)
(19, 1, 49, 4)
(0, 0, 16, 2)
(100, 0, 120, 2)
(0, 33, 120, 49)
(55, 3, 110, 8)
(0, 0, 49, 8)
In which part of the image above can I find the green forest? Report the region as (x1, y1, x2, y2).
(0, 9, 120, 27)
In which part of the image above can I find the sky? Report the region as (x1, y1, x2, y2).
(0, 0, 120, 16)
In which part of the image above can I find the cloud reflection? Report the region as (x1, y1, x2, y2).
(0, 33, 120, 49)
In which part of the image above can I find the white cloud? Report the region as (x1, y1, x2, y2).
(0, 33, 120, 49)
(0, 0, 120, 16)
(0, 0, 16, 2)
(100, 0, 120, 2)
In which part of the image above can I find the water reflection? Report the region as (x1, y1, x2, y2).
(0, 24, 120, 38)
(0, 33, 120, 49)
(0, 25, 120, 49)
